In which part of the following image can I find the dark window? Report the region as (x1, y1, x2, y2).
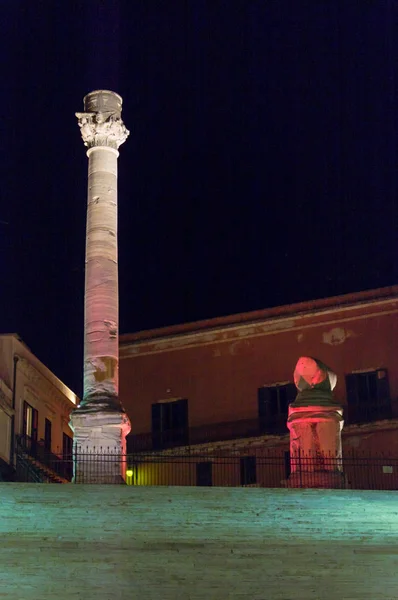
(23, 401, 38, 443)
(62, 434, 73, 481)
(152, 399, 188, 449)
(63, 433, 73, 458)
(196, 462, 212, 486)
(258, 383, 296, 433)
(240, 456, 257, 485)
(44, 418, 52, 452)
(345, 370, 391, 423)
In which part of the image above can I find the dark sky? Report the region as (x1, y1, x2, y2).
(1, 1, 397, 396)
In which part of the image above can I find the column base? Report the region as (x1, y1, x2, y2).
(69, 408, 131, 484)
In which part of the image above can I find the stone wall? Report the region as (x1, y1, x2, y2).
(1, 484, 398, 599)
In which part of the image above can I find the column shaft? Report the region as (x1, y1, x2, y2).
(84, 147, 119, 405)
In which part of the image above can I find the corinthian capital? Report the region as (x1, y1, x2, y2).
(76, 112, 129, 150)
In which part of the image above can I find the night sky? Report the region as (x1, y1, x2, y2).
(1, 1, 397, 397)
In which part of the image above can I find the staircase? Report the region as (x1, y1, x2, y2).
(16, 453, 69, 483)
(15, 435, 72, 483)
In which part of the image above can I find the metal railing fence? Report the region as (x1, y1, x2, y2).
(14, 445, 398, 489)
(121, 450, 398, 490)
(14, 434, 398, 489)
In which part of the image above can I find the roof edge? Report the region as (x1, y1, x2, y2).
(120, 285, 398, 345)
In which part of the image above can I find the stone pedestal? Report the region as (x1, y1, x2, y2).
(70, 409, 131, 483)
(287, 404, 346, 488)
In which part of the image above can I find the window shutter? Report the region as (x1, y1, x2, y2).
(278, 383, 296, 414)
(376, 369, 390, 401)
(22, 402, 28, 438)
(172, 399, 188, 430)
(31, 408, 38, 443)
(172, 399, 189, 445)
(151, 403, 161, 433)
(345, 374, 358, 405)
(151, 404, 163, 449)
(258, 387, 272, 419)
(286, 383, 297, 404)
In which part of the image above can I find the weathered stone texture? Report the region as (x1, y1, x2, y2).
(75, 90, 128, 408)
(71, 91, 130, 481)
(0, 485, 398, 599)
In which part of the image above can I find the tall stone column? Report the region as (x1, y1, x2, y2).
(70, 90, 131, 483)
(287, 357, 346, 488)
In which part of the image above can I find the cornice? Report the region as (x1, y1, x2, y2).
(120, 302, 398, 358)
(121, 286, 398, 343)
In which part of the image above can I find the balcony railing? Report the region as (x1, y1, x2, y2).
(127, 415, 289, 452)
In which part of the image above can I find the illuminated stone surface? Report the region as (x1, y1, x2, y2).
(70, 91, 131, 481)
(288, 357, 344, 487)
(71, 411, 130, 483)
(0, 484, 398, 599)
(293, 356, 338, 406)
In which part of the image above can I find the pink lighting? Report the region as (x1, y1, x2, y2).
(294, 356, 337, 390)
(288, 357, 345, 488)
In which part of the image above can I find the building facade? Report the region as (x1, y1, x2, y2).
(0, 334, 78, 481)
(120, 286, 398, 482)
